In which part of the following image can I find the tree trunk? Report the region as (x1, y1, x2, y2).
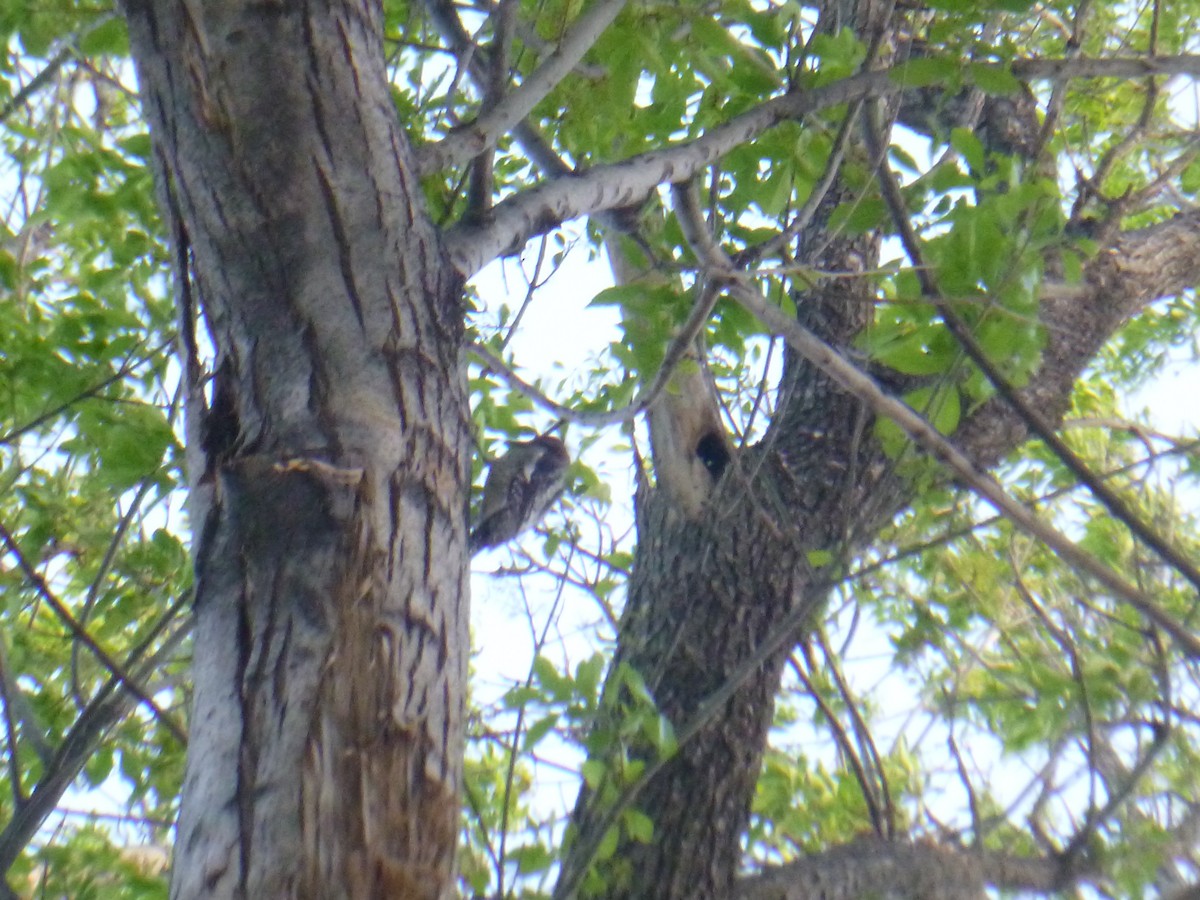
(123, 2, 471, 897)
(559, 266, 900, 900)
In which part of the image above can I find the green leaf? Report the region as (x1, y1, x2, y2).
(512, 842, 554, 873)
(831, 197, 888, 234)
(587, 285, 652, 309)
(807, 29, 867, 82)
(503, 685, 541, 707)
(968, 63, 1021, 95)
(523, 713, 559, 750)
(78, 17, 129, 56)
(84, 746, 115, 785)
(533, 655, 572, 701)
(950, 128, 986, 174)
(576, 653, 606, 700)
(595, 825, 620, 861)
(622, 809, 654, 843)
(904, 385, 961, 435)
(889, 56, 961, 88)
(1183, 157, 1200, 194)
(617, 663, 652, 705)
(807, 549, 834, 568)
(640, 712, 676, 756)
(581, 759, 607, 790)
(85, 401, 175, 491)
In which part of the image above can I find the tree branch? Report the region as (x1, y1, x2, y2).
(670, 182, 1200, 662)
(0, 13, 118, 124)
(0, 596, 190, 875)
(735, 837, 1087, 899)
(949, 208, 1200, 473)
(863, 108, 1200, 597)
(469, 271, 720, 428)
(0, 338, 169, 446)
(0, 520, 188, 745)
(444, 53, 1200, 276)
(422, 0, 575, 179)
(418, 0, 628, 175)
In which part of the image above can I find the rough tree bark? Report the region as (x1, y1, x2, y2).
(123, 2, 471, 898)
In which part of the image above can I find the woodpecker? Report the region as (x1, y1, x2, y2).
(470, 434, 570, 552)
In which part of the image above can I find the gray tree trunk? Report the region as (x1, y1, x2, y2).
(123, 2, 471, 898)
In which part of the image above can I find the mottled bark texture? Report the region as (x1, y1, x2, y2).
(123, 2, 471, 898)
(733, 835, 1091, 899)
(558, 5, 902, 890)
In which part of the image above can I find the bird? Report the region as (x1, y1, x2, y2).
(470, 434, 570, 552)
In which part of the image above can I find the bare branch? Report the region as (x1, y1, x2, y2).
(789, 651, 887, 838)
(463, 0, 519, 222)
(469, 342, 592, 422)
(422, 0, 575, 179)
(469, 273, 722, 427)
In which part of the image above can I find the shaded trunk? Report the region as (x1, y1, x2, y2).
(123, 2, 471, 897)
(556, 141, 1200, 900)
(559, 188, 896, 899)
(559, 394, 904, 899)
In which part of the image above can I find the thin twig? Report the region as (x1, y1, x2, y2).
(789, 652, 884, 837)
(0, 594, 190, 873)
(469, 269, 722, 428)
(863, 108, 1200, 598)
(496, 544, 574, 899)
(0, 338, 170, 446)
(419, 0, 628, 174)
(0, 520, 188, 745)
(673, 169, 1200, 661)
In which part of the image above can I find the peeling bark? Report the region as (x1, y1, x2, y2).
(123, 2, 471, 897)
